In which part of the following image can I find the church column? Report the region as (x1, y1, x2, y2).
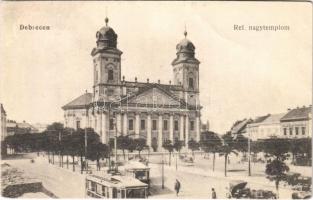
(101, 111, 106, 144)
(185, 114, 189, 148)
(135, 113, 140, 138)
(158, 114, 163, 150)
(93, 113, 97, 131)
(97, 112, 102, 135)
(116, 113, 122, 136)
(169, 114, 174, 142)
(196, 114, 200, 142)
(123, 112, 128, 135)
(147, 114, 152, 147)
(180, 115, 184, 141)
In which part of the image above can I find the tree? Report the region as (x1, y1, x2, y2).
(151, 137, 158, 152)
(263, 138, 290, 198)
(188, 139, 200, 158)
(163, 139, 174, 166)
(117, 135, 131, 160)
(173, 139, 183, 154)
(220, 132, 238, 177)
(133, 138, 147, 158)
(200, 131, 222, 171)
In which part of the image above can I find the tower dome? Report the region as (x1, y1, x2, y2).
(172, 30, 199, 65)
(95, 17, 118, 49)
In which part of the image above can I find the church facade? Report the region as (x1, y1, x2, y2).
(62, 18, 202, 150)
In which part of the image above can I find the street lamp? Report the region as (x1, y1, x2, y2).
(248, 132, 251, 176)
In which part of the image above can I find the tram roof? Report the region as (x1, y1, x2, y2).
(123, 161, 150, 171)
(87, 174, 148, 188)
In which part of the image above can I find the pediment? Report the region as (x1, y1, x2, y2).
(128, 87, 181, 106)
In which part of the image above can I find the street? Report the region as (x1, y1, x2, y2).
(2, 152, 310, 199)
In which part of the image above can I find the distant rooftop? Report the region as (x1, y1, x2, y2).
(281, 106, 312, 122)
(62, 93, 92, 110)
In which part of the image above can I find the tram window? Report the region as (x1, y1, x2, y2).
(135, 171, 146, 180)
(127, 188, 146, 198)
(112, 188, 117, 198)
(91, 181, 96, 192)
(102, 186, 106, 197)
(87, 180, 92, 190)
(96, 183, 102, 195)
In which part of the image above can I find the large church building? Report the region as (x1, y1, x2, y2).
(62, 18, 203, 150)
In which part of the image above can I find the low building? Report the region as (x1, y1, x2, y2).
(247, 113, 286, 141)
(1, 104, 7, 141)
(6, 120, 38, 135)
(6, 120, 18, 136)
(32, 123, 48, 133)
(280, 106, 312, 139)
(230, 118, 253, 135)
(245, 115, 270, 141)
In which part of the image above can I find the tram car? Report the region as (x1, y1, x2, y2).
(85, 174, 148, 198)
(121, 161, 150, 185)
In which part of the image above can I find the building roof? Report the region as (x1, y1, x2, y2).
(281, 106, 312, 122)
(230, 118, 253, 134)
(62, 93, 92, 110)
(261, 113, 286, 124)
(253, 114, 270, 123)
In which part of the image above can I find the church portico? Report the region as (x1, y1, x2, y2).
(62, 17, 203, 151)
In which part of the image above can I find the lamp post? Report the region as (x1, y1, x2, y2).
(84, 90, 89, 174)
(162, 150, 164, 189)
(248, 132, 251, 176)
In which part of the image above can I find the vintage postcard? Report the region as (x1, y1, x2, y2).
(0, 1, 312, 199)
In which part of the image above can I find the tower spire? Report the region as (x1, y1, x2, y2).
(105, 7, 109, 26)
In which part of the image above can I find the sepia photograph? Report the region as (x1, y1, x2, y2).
(0, 1, 312, 199)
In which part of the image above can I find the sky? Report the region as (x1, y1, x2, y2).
(0, 1, 312, 133)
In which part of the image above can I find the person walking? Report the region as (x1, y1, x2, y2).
(174, 179, 181, 197)
(211, 188, 217, 199)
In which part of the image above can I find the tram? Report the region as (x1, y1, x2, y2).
(85, 174, 148, 198)
(122, 161, 150, 185)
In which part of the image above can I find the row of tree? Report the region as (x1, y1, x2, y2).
(4, 123, 150, 173)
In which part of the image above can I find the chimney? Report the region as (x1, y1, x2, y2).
(135, 77, 137, 83)
(122, 75, 125, 82)
(158, 80, 160, 84)
(169, 80, 171, 85)
(147, 78, 149, 83)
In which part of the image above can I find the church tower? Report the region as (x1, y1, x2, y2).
(172, 30, 200, 106)
(91, 17, 123, 103)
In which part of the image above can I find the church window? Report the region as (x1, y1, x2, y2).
(128, 119, 134, 130)
(140, 120, 145, 130)
(95, 69, 99, 82)
(302, 127, 306, 135)
(190, 121, 194, 131)
(188, 77, 194, 89)
(174, 120, 179, 131)
(76, 121, 80, 129)
(163, 120, 168, 130)
(109, 119, 114, 130)
(295, 127, 299, 135)
(283, 128, 287, 135)
(289, 128, 293, 135)
(108, 69, 114, 81)
(152, 120, 157, 130)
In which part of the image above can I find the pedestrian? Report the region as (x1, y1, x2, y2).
(211, 188, 217, 199)
(174, 179, 181, 197)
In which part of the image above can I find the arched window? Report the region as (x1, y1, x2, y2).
(188, 77, 194, 89)
(108, 69, 114, 81)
